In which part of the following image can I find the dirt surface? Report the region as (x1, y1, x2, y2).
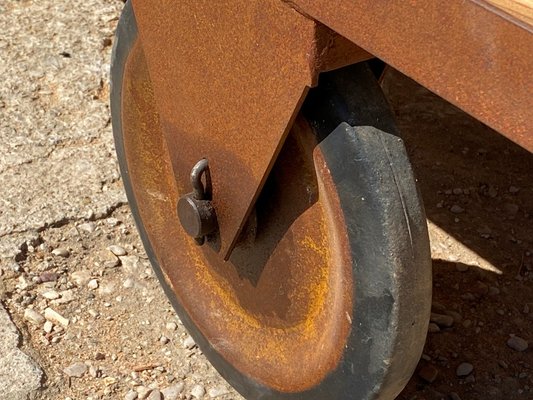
(383, 70, 533, 399)
(0, 1, 531, 400)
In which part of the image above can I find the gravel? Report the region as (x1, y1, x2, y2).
(51, 248, 70, 258)
(71, 270, 92, 286)
(191, 384, 206, 399)
(44, 307, 70, 327)
(88, 278, 99, 290)
(161, 383, 184, 400)
(183, 335, 197, 349)
(24, 308, 45, 325)
(507, 335, 529, 352)
(63, 362, 88, 378)
(456, 362, 474, 377)
(209, 386, 230, 398)
(147, 389, 162, 400)
(125, 390, 138, 400)
(430, 312, 454, 328)
(108, 244, 127, 256)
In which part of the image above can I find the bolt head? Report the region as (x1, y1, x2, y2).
(177, 195, 217, 239)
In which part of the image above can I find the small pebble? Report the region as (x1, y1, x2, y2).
(428, 323, 440, 333)
(39, 271, 59, 283)
(183, 335, 196, 349)
(52, 248, 70, 257)
(89, 366, 99, 378)
(54, 289, 74, 305)
(507, 335, 528, 352)
(106, 217, 120, 226)
(430, 313, 454, 328)
(24, 308, 45, 325)
(498, 360, 508, 369)
(160, 336, 170, 345)
(64, 362, 87, 378)
(191, 384, 205, 399)
(456, 362, 473, 377)
(104, 258, 120, 269)
(78, 222, 96, 233)
(418, 363, 439, 383)
(43, 321, 54, 333)
(136, 386, 150, 400)
(125, 391, 138, 400)
(123, 278, 135, 288)
(450, 205, 464, 214)
(208, 386, 230, 398)
(147, 389, 161, 400)
(108, 245, 127, 256)
(88, 279, 99, 290)
(71, 270, 92, 286)
(120, 255, 142, 274)
(166, 322, 178, 331)
(161, 383, 184, 400)
(41, 290, 60, 300)
(44, 307, 69, 327)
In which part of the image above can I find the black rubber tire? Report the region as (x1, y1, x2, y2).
(111, 3, 432, 399)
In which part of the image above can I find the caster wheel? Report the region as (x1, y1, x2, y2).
(111, 3, 431, 399)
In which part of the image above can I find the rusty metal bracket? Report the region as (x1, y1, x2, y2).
(130, 0, 370, 259)
(285, 0, 533, 151)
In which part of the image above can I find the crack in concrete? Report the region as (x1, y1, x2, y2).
(1, 201, 127, 262)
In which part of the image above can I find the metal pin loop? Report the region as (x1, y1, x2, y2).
(190, 158, 211, 200)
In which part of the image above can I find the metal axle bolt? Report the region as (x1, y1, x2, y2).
(177, 159, 218, 245)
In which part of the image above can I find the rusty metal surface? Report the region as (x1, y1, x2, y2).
(130, 0, 369, 260)
(119, 35, 353, 391)
(284, 0, 533, 152)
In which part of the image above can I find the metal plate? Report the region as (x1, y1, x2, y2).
(130, 0, 319, 259)
(287, 0, 533, 152)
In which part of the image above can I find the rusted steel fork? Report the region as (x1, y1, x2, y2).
(129, 0, 372, 260)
